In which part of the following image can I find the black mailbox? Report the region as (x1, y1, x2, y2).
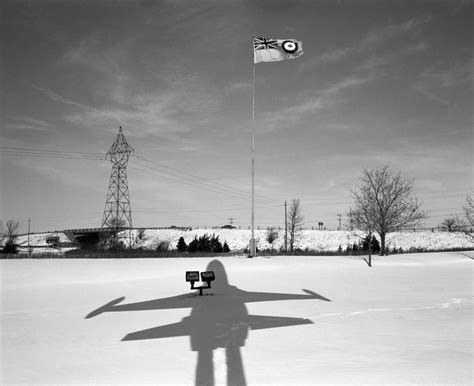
(201, 271, 215, 282)
(186, 271, 200, 282)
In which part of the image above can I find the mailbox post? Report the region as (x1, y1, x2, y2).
(186, 271, 215, 296)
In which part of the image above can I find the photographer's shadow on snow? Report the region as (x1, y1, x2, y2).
(86, 259, 331, 386)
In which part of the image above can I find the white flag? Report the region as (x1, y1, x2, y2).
(253, 37, 304, 64)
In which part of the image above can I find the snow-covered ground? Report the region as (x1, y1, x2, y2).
(9, 231, 75, 255)
(10, 228, 472, 255)
(1, 252, 472, 384)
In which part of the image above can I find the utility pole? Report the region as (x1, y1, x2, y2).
(284, 201, 288, 252)
(229, 217, 234, 227)
(337, 214, 342, 230)
(368, 228, 372, 267)
(27, 218, 31, 254)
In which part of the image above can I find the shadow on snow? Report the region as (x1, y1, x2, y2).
(86, 259, 331, 386)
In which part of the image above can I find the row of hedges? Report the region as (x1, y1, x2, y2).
(177, 234, 230, 253)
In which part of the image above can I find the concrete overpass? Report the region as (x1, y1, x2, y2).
(63, 228, 120, 246)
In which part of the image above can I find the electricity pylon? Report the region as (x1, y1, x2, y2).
(101, 126, 134, 230)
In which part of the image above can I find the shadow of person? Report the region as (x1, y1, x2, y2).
(86, 259, 331, 386)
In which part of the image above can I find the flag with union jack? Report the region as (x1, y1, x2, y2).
(253, 37, 304, 64)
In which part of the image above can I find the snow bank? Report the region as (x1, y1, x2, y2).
(14, 232, 71, 246)
(120, 229, 473, 253)
(386, 231, 474, 251)
(3, 232, 75, 255)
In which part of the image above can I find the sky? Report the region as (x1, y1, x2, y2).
(1, 0, 472, 234)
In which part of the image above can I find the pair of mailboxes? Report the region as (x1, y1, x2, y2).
(186, 271, 215, 283)
(185, 271, 215, 296)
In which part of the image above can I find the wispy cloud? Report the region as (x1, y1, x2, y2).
(80, 76, 222, 139)
(410, 58, 473, 109)
(4, 115, 53, 132)
(325, 123, 358, 131)
(361, 13, 431, 47)
(419, 59, 473, 88)
(226, 81, 252, 93)
(30, 84, 125, 128)
(361, 140, 472, 179)
(412, 86, 452, 106)
(315, 47, 352, 65)
(31, 82, 180, 138)
(9, 155, 107, 193)
(61, 34, 129, 75)
(304, 14, 432, 68)
(34, 48, 224, 141)
(360, 41, 428, 69)
(261, 74, 375, 131)
(324, 75, 374, 95)
(55, 33, 226, 141)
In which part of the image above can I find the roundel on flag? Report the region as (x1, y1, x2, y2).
(281, 40, 298, 54)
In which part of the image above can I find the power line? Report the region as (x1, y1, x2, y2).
(129, 161, 277, 205)
(0, 151, 104, 160)
(425, 207, 464, 212)
(0, 147, 104, 159)
(415, 188, 472, 194)
(14, 214, 101, 222)
(1, 146, 470, 209)
(0, 145, 281, 206)
(302, 193, 469, 207)
(0, 146, 102, 155)
(133, 154, 279, 204)
(134, 203, 280, 214)
(0, 146, 279, 204)
(128, 163, 255, 203)
(428, 212, 465, 219)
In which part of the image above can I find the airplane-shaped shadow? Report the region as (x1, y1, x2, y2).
(86, 259, 331, 386)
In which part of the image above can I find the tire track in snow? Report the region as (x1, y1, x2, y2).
(306, 297, 470, 321)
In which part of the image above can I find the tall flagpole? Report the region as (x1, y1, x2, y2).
(249, 36, 303, 257)
(250, 40, 256, 257)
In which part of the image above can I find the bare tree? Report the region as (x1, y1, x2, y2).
(462, 195, 473, 240)
(4, 220, 19, 243)
(348, 165, 427, 255)
(105, 216, 127, 230)
(101, 216, 128, 250)
(462, 195, 473, 227)
(2, 220, 19, 253)
(441, 217, 460, 232)
(287, 199, 304, 252)
(265, 227, 279, 253)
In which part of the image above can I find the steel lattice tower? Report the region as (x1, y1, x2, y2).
(101, 126, 134, 230)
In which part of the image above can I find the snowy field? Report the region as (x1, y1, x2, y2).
(1, 252, 472, 385)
